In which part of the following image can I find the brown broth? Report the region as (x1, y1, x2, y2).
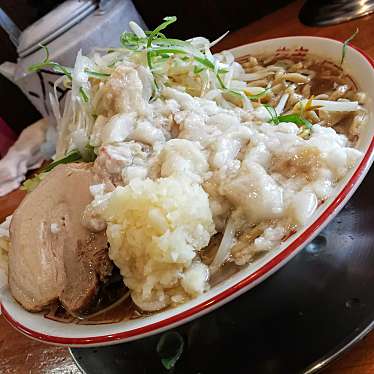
(248, 53, 363, 141)
(45, 297, 140, 325)
(200, 233, 223, 265)
(77, 297, 138, 325)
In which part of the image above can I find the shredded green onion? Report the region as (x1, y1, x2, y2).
(193, 65, 206, 74)
(153, 37, 192, 50)
(225, 89, 243, 97)
(216, 73, 226, 89)
(83, 144, 97, 162)
(149, 47, 187, 55)
(263, 104, 313, 130)
(147, 16, 177, 70)
(276, 114, 313, 129)
(29, 44, 72, 79)
(40, 150, 82, 173)
(340, 28, 359, 66)
(20, 172, 48, 193)
(120, 32, 146, 50)
(245, 88, 271, 100)
(147, 17, 177, 46)
(79, 87, 89, 103)
(194, 55, 215, 70)
(107, 61, 117, 68)
(156, 331, 184, 370)
(85, 69, 111, 78)
(263, 104, 279, 124)
(118, 17, 234, 96)
(21, 147, 97, 192)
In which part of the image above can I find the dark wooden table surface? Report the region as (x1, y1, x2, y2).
(0, 1, 373, 372)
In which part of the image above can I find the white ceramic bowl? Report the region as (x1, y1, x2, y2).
(1, 36, 373, 347)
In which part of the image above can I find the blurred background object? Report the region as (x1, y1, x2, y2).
(0, 0, 52, 135)
(0, 119, 47, 196)
(0, 117, 16, 157)
(0, 0, 145, 135)
(132, 0, 293, 40)
(300, 0, 374, 26)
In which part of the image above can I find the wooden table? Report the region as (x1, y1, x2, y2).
(0, 1, 373, 372)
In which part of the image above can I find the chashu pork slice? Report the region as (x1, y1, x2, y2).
(8, 163, 112, 313)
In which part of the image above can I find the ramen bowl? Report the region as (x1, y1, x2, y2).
(1, 36, 373, 347)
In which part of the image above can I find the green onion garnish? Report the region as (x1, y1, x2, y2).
(148, 47, 187, 55)
(225, 89, 244, 97)
(79, 87, 89, 103)
(194, 55, 215, 70)
(156, 331, 184, 370)
(147, 16, 177, 70)
(340, 28, 359, 66)
(40, 150, 82, 173)
(245, 88, 271, 100)
(120, 32, 147, 50)
(276, 114, 313, 129)
(263, 105, 312, 130)
(20, 173, 48, 193)
(193, 65, 206, 74)
(118, 17, 232, 95)
(21, 147, 97, 192)
(29, 44, 72, 79)
(83, 144, 97, 162)
(263, 104, 279, 124)
(85, 69, 111, 79)
(216, 73, 226, 89)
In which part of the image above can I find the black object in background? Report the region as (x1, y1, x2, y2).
(0, 0, 64, 134)
(299, 0, 374, 26)
(133, 0, 293, 40)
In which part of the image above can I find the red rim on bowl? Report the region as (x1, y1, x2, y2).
(2, 38, 374, 346)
